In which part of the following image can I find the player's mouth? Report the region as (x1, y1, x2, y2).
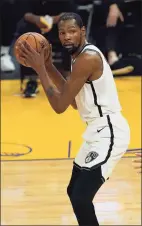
(63, 44, 74, 49)
(63, 43, 78, 55)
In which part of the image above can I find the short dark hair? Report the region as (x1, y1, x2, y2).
(58, 12, 84, 28)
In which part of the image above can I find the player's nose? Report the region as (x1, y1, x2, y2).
(64, 33, 71, 41)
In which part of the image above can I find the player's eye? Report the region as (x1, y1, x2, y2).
(59, 31, 65, 35)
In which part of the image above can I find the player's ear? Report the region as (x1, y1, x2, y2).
(81, 26, 86, 37)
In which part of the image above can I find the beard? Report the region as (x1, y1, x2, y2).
(63, 44, 80, 55)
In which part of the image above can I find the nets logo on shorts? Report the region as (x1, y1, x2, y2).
(85, 151, 99, 163)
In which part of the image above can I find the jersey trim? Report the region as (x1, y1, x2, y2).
(90, 81, 103, 117)
(73, 162, 106, 182)
(89, 115, 114, 169)
(72, 43, 92, 64)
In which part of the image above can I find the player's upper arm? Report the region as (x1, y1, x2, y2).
(59, 51, 101, 112)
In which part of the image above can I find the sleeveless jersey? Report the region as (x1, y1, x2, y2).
(72, 43, 122, 122)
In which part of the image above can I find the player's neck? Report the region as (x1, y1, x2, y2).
(72, 40, 88, 60)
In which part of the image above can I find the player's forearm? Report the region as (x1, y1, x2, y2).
(45, 63, 67, 91)
(37, 66, 63, 113)
(45, 64, 77, 110)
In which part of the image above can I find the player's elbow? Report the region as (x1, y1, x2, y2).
(53, 101, 70, 114)
(54, 105, 67, 114)
(55, 109, 64, 114)
(71, 105, 77, 110)
(71, 100, 77, 110)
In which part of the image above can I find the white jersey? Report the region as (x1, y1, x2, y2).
(71, 44, 130, 179)
(72, 43, 122, 122)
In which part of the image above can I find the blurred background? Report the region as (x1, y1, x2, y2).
(0, 0, 142, 97)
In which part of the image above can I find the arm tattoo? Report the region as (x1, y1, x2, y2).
(46, 86, 54, 97)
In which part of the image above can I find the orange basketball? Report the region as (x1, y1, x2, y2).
(14, 32, 50, 67)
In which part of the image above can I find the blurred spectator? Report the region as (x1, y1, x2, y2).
(106, 0, 141, 72)
(90, 0, 141, 72)
(90, 1, 124, 63)
(0, 0, 30, 72)
(1, 0, 77, 97)
(106, 2, 124, 66)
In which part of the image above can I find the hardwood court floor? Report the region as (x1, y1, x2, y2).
(1, 76, 141, 225)
(1, 158, 141, 225)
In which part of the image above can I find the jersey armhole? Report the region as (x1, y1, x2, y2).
(82, 48, 104, 83)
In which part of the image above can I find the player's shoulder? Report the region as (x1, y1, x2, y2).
(72, 43, 101, 66)
(73, 51, 101, 73)
(82, 43, 101, 55)
(74, 44, 102, 71)
(82, 43, 99, 51)
(79, 44, 101, 62)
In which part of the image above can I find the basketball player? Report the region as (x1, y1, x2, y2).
(18, 13, 130, 226)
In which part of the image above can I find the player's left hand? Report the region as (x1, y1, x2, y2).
(18, 41, 47, 73)
(133, 153, 142, 174)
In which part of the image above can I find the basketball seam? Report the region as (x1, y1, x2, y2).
(29, 33, 39, 53)
(24, 35, 30, 67)
(35, 32, 49, 47)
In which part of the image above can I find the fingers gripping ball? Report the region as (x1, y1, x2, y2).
(14, 32, 50, 67)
